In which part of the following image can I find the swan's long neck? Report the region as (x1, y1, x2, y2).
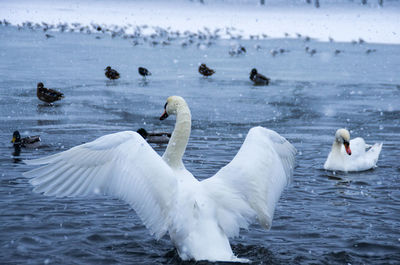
(331, 141, 343, 155)
(163, 105, 191, 169)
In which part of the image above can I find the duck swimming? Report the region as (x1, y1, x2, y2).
(138, 67, 151, 79)
(198, 64, 215, 77)
(137, 128, 171, 144)
(12, 130, 41, 150)
(104, 66, 120, 80)
(250, 68, 270, 85)
(24, 96, 295, 262)
(36, 82, 64, 103)
(324, 128, 382, 172)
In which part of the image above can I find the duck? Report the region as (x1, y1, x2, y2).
(24, 96, 295, 262)
(305, 47, 317, 56)
(228, 45, 246, 56)
(36, 82, 64, 103)
(334, 49, 344, 56)
(250, 68, 270, 85)
(11, 130, 41, 148)
(137, 128, 171, 144)
(324, 128, 382, 172)
(366, 49, 377, 54)
(104, 66, 120, 80)
(270, 49, 279, 57)
(138, 67, 151, 79)
(198, 64, 215, 77)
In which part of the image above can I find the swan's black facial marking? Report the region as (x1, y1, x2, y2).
(160, 102, 169, 120)
(343, 140, 352, 155)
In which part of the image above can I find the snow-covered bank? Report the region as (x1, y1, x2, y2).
(1, 0, 399, 44)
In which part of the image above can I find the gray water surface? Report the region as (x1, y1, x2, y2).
(1, 26, 400, 264)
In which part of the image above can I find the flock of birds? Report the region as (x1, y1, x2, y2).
(1, 18, 379, 58)
(13, 62, 270, 155)
(104, 64, 270, 85)
(6, 19, 384, 262)
(30, 63, 270, 107)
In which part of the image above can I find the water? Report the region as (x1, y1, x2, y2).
(1, 26, 400, 264)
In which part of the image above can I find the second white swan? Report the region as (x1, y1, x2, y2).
(324, 128, 382, 172)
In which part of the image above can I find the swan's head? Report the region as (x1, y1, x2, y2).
(160, 96, 187, 120)
(251, 68, 258, 75)
(11, 131, 21, 143)
(335, 128, 351, 155)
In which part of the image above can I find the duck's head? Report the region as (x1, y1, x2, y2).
(137, 128, 148, 138)
(37, 82, 44, 89)
(200, 63, 206, 68)
(251, 68, 258, 75)
(11, 131, 21, 143)
(335, 128, 351, 155)
(104, 66, 111, 71)
(160, 96, 186, 120)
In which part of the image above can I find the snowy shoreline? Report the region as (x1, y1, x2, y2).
(1, 0, 399, 44)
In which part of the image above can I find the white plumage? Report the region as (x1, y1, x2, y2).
(324, 128, 382, 172)
(24, 96, 296, 262)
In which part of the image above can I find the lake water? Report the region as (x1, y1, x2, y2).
(1, 25, 399, 264)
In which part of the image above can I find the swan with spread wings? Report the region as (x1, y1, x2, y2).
(24, 96, 296, 262)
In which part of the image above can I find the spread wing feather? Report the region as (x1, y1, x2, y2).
(24, 131, 177, 239)
(202, 127, 296, 238)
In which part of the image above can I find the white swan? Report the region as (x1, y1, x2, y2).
(24, 96, 296, 262)
(324, 128, 382, 172)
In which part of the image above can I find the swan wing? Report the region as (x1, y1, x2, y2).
(365, 142, 383, 164)
(202, 126, 296, 237)
(350, 141, 383, 171)
(24, 131, 177, 239)
(348, 137, 367, 157)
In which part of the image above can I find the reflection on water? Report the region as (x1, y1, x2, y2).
(0, 26, 399, 264)
(12, 145, 21, 157)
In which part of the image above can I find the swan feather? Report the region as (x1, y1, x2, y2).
(202, 126, 296, 236)
(24, 131, 177, 239)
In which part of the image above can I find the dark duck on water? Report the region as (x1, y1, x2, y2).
(198, 64, 215, 77)
(138, 67, 151, 79)
(249, 68, 270, 85)
(104, 66, 120, 80)
(36, 82, 64, 103)
(11, 131, 41, 148)
(137, 128, 171, 144)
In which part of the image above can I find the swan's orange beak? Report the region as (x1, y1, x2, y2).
(344, 142, 351, 155)
(160, 110, 168, 120)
